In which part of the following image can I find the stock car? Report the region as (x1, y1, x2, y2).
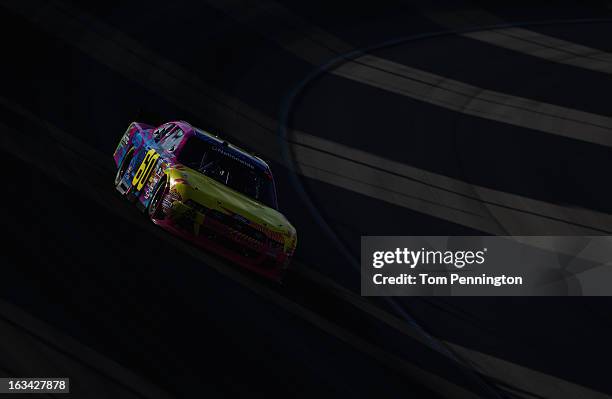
(113, 121, 297, 281)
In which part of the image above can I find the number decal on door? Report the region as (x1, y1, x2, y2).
(132, 149, 160, 190)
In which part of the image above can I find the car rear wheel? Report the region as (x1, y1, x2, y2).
(148, 177, 168, 220)
(114, 148, 134, 187)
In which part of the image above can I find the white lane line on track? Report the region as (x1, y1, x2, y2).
(6, 0, 612, 239)
(330, 55, 612, 147)
(425, 8, 612, 74)
(293, 134, 612, 235)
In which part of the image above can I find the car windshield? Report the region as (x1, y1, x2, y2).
(178, 136, 278, 209)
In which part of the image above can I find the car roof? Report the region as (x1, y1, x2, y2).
(172, 121, 271, 172)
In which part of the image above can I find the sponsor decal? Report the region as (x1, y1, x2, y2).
(132, 149, 160, 190)
(211, 146, 255, 169)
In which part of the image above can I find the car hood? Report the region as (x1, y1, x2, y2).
(168, 166, 295, 235)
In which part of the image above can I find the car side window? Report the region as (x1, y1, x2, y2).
(160, 127, 184, 153)
(153, 123, 175, 142)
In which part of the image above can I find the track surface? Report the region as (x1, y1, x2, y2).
(2, 1, 612, 398)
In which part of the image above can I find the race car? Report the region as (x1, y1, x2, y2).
(113, 120, 297, 281)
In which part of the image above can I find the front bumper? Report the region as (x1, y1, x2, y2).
(153, 200, 290, 281)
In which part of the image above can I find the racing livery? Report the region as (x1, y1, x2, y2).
(113, 121, 297, 280)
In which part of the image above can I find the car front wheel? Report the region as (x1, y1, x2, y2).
(114, 148, 134, 187)
(148, 177, 168, 220)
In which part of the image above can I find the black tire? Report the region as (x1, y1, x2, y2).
(115, 148, 134, 187)
(148, 177, 168, 220)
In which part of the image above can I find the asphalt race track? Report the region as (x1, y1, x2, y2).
(2, 1, 612, 398)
